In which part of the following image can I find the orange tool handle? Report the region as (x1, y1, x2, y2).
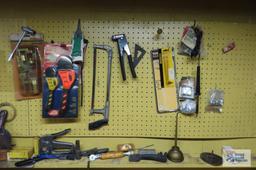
(58, 70, 76, 90)
(100, 151, 124, 160)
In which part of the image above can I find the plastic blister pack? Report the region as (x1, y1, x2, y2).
(42, 44, 79, 118)
(179, 99, 197, 115)
(10, 33, 44, 100)
(206, 89, 224, 113)
(179, 77, 195, 100)
(178, 77, 197, 115)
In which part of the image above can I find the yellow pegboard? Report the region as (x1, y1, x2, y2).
(0, 18, 255, 138)
(0, 19, 30, 136)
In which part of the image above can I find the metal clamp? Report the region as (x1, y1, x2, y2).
(89, 45, 113, 130)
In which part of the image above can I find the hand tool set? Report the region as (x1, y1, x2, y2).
(3, 20, 230, 168)
(15, 129, 109, 167)
(42, 44, 79, 118)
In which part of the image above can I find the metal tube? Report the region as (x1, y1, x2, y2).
(8, 31, 26, 61)
(90, 47, 97, 114)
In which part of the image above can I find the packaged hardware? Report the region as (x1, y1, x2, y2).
(10, 33, 44, 100)
(206, 89, 224, 113)
(42, 44, 79, 118)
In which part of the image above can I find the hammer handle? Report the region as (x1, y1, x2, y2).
(100, 151, 124, 160)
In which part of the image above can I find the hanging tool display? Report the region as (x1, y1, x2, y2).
(70, 19, 89, 106)
(57, 56, 76, 114)
(89, 45, 113, 130)
(45, 67, 58, 111)
(112, 34, 145, 81)
(8, 26, 36, 61)
(89, 151, 133, 161)
(178, 22, 203, 115)
(43, 44, 79, 118)
(151, 48, 178, 113)
(167, 112, 184, 163)
(15, 129, 109, 167)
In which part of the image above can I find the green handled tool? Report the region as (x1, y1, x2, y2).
(71, 19, 88, 106)
(71, 19, 84, 63)
(45, 67, 58, 111)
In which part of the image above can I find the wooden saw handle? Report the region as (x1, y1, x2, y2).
(100, 151, 124, 160)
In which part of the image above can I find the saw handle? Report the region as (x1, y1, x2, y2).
(100, 151, 124, 160)
(89, 119, 108, 130)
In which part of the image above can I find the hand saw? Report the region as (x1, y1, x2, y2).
(57, 56, 75, 114)
(45, 67, 58, 111)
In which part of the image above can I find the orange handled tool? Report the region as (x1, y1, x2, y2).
(89, 151, 134, 161)
(57, 56, 75, 114)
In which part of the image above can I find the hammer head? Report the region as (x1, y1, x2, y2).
(21, 26, 36, 36)
(112, 34, 125, 41)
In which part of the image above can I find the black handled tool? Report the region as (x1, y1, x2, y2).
(129, 152, 167, 162)
(195, 56, 201, 115)
(15, 154, 57, 167)
(89, 45, 113, 130)
(8, 26, 36, 61)
(39, 128, 74, 155)
(0, 110, 12, 150)
(112, 34, 136, 81)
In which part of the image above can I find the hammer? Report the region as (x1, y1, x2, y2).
(8, 26, 36, 61)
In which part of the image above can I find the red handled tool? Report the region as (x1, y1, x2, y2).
(57, 56, 75, 114)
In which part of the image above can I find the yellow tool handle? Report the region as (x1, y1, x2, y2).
(46, 77, 58, 91)
(100, 151, 124, 160)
